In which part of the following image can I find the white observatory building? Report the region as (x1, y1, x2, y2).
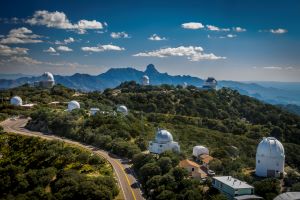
(148, 129, 180, 154)
(39, 72, 55, 88)
(202, 77, 217, 90)
(117, 105, 128, 115)
(10, 96, 23, 106)
(142, 75, 150, 86)
(193, 146, 209, 157)
(68, 100, 80, 111)
(256, 137, 285, 177)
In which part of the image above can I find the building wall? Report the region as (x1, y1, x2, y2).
(256, 155, 284, 177)
(212, 179, 253, 200)
(149, 141, 180, 154)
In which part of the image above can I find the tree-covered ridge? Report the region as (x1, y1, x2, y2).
(0, 133, 118, 200)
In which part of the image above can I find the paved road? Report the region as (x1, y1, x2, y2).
(0, 118, 144, 200)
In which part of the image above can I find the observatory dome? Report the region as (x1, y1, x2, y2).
(117, 105, 128, 115)
(256, 137, 285, 177)
(10, 96, 22, 106)
(155, 129, 174, 143)
(142, 75, 150, 85)
(42, 72, 54, 82)
(68, 100, 80, 111)
(193, 146, 209, 157)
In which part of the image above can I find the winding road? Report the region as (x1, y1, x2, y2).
(0, 118, 144, 200)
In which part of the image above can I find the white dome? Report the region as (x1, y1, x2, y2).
(68, 100, 80, 111)
(193, 146, 209, 157)
(182, 82, 188, 88)
(256, 137, 285, 177)
(42, 72, 54, 82)
(142, 75, 150, 85)
(256, 137, 285, 158)
(155, 129, 173, 143)
(117, 105, 128, 115)
(10, 96, 22, 106)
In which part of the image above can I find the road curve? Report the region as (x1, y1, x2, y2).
(0, 118, 144, 200)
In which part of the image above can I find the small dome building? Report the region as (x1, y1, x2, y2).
(202, 77, 217, 90)
(193, 146, 209, 157)
(142, 75, 150, 86)
(256, 137, 285, 177)
(39, 72, 55, 88)
(68, 100, 80, 111)
(148, 129, 180, 154)
(182, 82, 188, 89)
(10, 96, 23, 106)
(117, 105, 128, 115)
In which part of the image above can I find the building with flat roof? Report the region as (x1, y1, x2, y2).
(212, 176, 262, 200)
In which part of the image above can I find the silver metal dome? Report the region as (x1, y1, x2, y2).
(42, 72, 54, 82)
(68, 100, 80, 111)
(155, 129, 173, 143)
(256, 137, 285, 158)
(10, 96, 22, 106)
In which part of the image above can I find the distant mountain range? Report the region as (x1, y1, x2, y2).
(1, 64, 300, 107)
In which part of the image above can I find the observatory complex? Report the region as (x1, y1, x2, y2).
(34, 72, 55, 88)
(255, 137, 285, 178)
(148, 129, 180, 154)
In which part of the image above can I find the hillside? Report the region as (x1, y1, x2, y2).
(0, 133, 118, 200)
(1, 83, 300, 199)
(1, 64, 300, 106)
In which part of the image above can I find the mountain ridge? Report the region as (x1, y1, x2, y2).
(1, 64, 300, 106)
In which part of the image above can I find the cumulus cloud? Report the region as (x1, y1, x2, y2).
(55, 37, 75, 45)
(181, 22, 204, 30)
(270, 28, 287, 34)
(206, 25, 230, 32)
(26, 10, 103, 34)
(0, 44, 29, 56)
(81, 44, 125, 52)
(0, 27, 42, 44)
(148, 34, 167, 41)
(133, 46, 225, 61)
(110, 32, 130, 39)
(57, 46, 73, 52)
(43, 47, 56, 53)
(233, 27, 246, 32)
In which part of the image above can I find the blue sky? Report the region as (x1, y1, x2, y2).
(0, 0, 299, 81)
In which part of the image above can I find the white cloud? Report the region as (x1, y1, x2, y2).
(0, 27, 42, 44)
(3, 56, 43, 65)
(206, 25, 230, 32)
(0, 44, 28, 56)
(227, 34, 237, 38)
(26, 10, 103, 34)
(148, 34, 167, 41)
(270, 28, 287, 34)
(263, 66, 294, 70)
(43, 47, 56, 53)
(55, 37, 75, 45)
(133, 46, 225, 61)
(81, 44, 125, 52)
(181, 22, 204, 30)
(57, 46, 73, 52)
(233, 27, 246, 32)
(110, 32, 130, 39)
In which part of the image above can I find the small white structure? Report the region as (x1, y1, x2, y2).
(117, 105, 128, 115)
(203, 77, 217, 90)
(68, 100, 80, 111)
(10, 96, 23, 106)
(148, 129, 180, 154)
(193, 146, 209, 157)
(256, 137, 285, 178)
(142, 75, 150, 86)
(90, 108, 100, 115)
(182, 82, 188, 89)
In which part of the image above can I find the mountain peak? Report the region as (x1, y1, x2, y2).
(145, 64, 159, 74)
